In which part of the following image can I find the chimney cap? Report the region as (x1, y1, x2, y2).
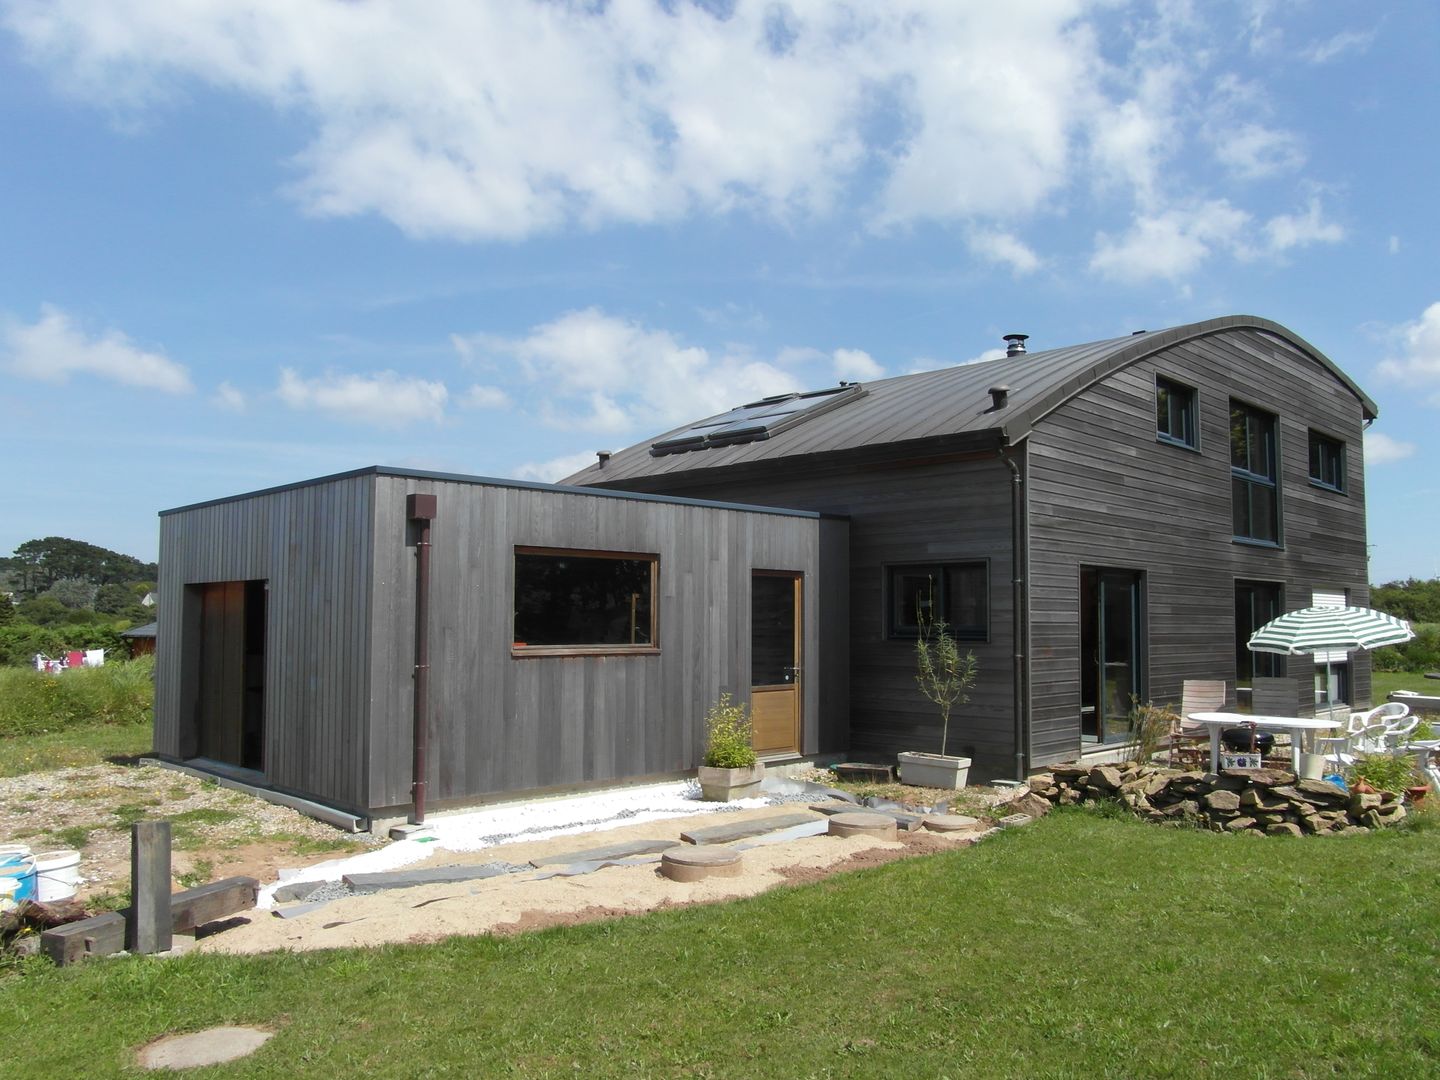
(987, 384, 1012, 411)
(1003, 333, 1029, 357)
(596, 450, 613, 467)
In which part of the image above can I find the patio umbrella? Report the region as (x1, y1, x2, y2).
(1247, 605, 1415, 713)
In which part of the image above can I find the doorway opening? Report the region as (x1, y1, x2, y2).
(750, 571, 802, 755)
(1080, 568, 1146, 744)
(187, 579, 267, 772)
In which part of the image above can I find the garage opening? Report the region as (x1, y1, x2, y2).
(186, 579, 267, 772)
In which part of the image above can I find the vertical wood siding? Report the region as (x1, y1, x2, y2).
(366, 477, 834, 813)
(155, 476, 375, 811)
(593, 457, 1018, 773)
(1025, 328, 1371, 764)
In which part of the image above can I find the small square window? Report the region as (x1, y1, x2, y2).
(887, 563, 988, 641)
(1308, 431, 1345, 493)
(1156, 377, 1197, 449)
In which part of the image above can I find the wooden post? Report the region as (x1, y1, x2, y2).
(129, 820, 172, 954)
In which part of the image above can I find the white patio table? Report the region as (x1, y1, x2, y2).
(1187, 712, 1340, 774)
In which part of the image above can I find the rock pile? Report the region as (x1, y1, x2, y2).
(1028, 763, 1408, 836)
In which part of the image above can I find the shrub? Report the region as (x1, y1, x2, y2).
(1349, 752, 1420, 795)
(0, 656, 154, 737)
(1372, 624, 1440, 673)
(914, 617, 978, 758)
(1127, 699, 1178, 764)
(702, 693, 757, 769)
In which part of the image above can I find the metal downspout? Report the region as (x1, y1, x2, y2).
(407, 493, 437, 824)
(999, 445, 1028, 781)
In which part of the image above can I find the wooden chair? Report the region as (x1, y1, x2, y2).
(1171, 680, 1229, 767)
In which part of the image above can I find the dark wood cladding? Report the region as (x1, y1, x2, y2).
(1025, 328, 1371, 764)
(590, 452, 1017, 772)
(156, 475, 375, 811)
(366, 476, 834, 813)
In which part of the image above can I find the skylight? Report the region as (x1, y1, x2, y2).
(649, 383, 867, 456)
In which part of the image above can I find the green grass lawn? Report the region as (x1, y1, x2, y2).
(4, 808, 1438, 1078)
(1372, 669, 1439, 704)
(0, 721, 152, 777)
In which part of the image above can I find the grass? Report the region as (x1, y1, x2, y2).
(0, 657, 154, 737)
(3, 809, 1438, 1077)
(1372, 670, 1439, 704)
(0, 721, 152, 777)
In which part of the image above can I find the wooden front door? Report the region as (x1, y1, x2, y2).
(750, 572, 802, 755)
(194, 580, 267, 771)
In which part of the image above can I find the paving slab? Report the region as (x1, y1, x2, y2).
(343, 864, 514, 893)
(808, 803, 926, 830)
(680, 811, 819, 845)
(137, 1026, 273, 1070)
(529, 854, 665, 880)
(271, 900, 334, 920)
(733, 819, 831, 848)
(528, 838, 680, 867)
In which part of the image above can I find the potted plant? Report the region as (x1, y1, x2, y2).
(1349, 752, 1421, 801)
(697, 693, 764, 801)
(898, 612, 978, 789)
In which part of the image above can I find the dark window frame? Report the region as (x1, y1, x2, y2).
(1308, 430, 1346, 494)
(885, 560, 990, 643)
(1234, 579, 1283, 688)
(512, 546, 660, 657)
(1155, 375, 1199, 450)
(1230, 399, 1282, 547)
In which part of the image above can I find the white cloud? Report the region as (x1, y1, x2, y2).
(212, 381, 246, 412)
(1364, 431, 1416, 465)
(0, 0, 1327, 274)
(3, 304, 192, 393)
(1377, 301, 1440, 387)
(1264, 197, 1344, 251)
(275, 368, 448, 427)
(1388, 235, 1401, 255)
(833, 348, 884, 382)
(906, 348, 1005, 374)
(459, 384, 510, 410)
(1090, 200, 1252, 283)
(512, 450, 607, 485)
(967, 230, 1042, 275)
(454, 307, 801, 434)
(1301, 28, 1376, 64)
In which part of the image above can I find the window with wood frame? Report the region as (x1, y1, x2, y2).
(512, 548, 657, 653)
(1155, 376, 1198, 449)
(1308, 430, 1346, 493)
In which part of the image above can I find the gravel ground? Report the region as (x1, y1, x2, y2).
(0, 763, 376, 899)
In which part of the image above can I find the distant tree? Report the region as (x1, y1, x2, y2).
(43, 577, 98, 611)
(8, 537, 158, 597)
(17, 596, 72, 627)
(0, 599, 14, 627)
(1371, 577, 1440, 625)
(94, 583, 134, 614)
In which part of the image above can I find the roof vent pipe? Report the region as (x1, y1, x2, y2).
(596, 450, 612, 469)
(988, 385, 1011, 411)
(1003, 334, 1029, 357)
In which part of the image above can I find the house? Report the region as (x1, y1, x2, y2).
(152, 313, 1376, 825)
(153, 470, 847, 824)
(120, 621, 157, 658)
(567, 314, 1377, 775)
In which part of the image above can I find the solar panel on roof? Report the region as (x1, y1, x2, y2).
(650, 383, 867, 456)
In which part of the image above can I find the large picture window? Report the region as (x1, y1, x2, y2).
(887, 562, 988, 641)
(1230, 401, 1280, 545)
(513, 548, 657, 653)
(1155, 377, 1198, 449)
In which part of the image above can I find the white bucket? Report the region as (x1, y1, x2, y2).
(33, 849, 81, 902)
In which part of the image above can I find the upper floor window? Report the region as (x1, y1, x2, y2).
(888, 562, 988, 642)
(1230, 401, 1280, 545)
(1155, 377, 1198, 449)
(1308, 431, 1345, 493)
(513, 548, 657, 654)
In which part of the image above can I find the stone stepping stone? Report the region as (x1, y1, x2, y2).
(137, 1027, 273, 1070)
(922, 814, 981, 833)
(528, 838, 678, 867)
(342, 864, 513, 893)
(660, 846, 744, 882)
(809, 803, 926, 831)
(680, 811, 818, 846)
(827, 812, 899, 839)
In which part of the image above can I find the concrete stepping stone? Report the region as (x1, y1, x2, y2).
(827, 812, 899, 839)
(733, 819, 831, 848)
(922, 814, 981, 833)
(809, 803, 926, 831)
(660, 846, 744, 882)
(529, 838, 678, 867)
(342, 864, 513, 893)
(680, 811, 818, 845)
(137, 1026, 273, 1070)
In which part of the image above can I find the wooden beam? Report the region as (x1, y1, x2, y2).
(129, 820, 172, 955)
(39, 912, 126, 967)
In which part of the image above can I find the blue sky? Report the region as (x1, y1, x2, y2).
(1, 0, 1436, 584)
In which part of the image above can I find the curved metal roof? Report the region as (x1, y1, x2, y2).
(565, 314, 1377, 485)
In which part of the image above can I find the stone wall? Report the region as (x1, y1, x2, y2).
(1026, 764, 1408, 836)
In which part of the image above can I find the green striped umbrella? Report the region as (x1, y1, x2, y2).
(1248, 606, 1414, 712)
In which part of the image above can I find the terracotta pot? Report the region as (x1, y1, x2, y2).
(1353, 780, 1376, 795)
(1406, 785, 1429, 804)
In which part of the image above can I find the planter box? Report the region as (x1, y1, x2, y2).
(897, 751, 971, 790)
(697, 763, 765, 802)
(1220, 751, 1264, 771)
